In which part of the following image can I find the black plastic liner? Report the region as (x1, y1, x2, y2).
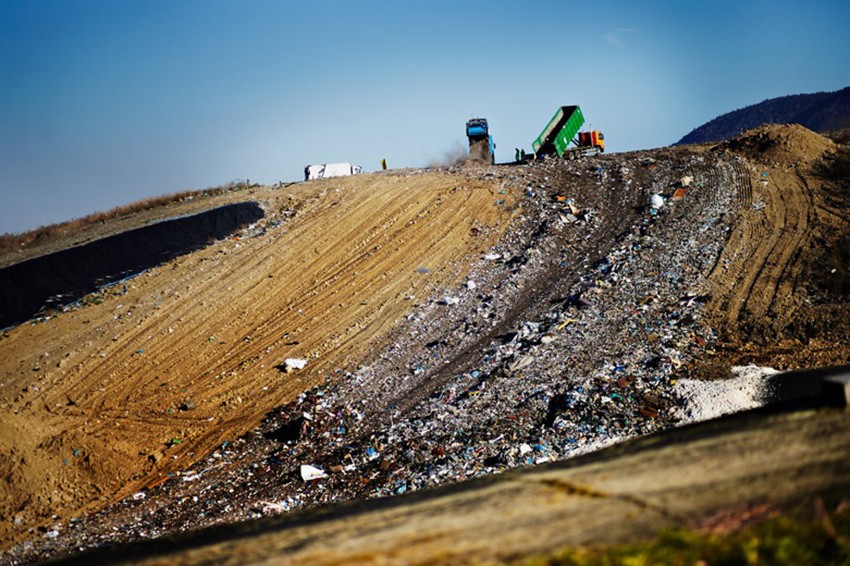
(0, 201, 264, 328)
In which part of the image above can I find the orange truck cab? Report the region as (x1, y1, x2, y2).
(578, 130, 605, 152)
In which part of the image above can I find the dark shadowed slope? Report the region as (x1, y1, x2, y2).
(0, 202, 264, 328)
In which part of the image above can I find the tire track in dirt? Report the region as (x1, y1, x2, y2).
(705, 159, 774, 331)
(763, 171, 812, 318)
(704, 135, 829, 345)
(0, 171, 515, 544)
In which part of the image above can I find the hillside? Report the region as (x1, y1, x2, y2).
(3, 124, 850, 562)
(676, 86, 850, 145)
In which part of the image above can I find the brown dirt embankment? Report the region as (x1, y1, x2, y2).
(0, 170, 516, 547)
(702, 124, 850, 370)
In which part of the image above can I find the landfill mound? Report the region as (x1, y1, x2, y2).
(722, 123, 836, 166)
(3, 126, 850, 562)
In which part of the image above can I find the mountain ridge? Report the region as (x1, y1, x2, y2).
(677, 86, 850, 145)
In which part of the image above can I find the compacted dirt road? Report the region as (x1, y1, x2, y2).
(2, 125, 849, 562)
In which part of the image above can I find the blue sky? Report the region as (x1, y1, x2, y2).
(1, 0, 849, 234)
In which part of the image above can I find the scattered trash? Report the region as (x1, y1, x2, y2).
(259, 500, 290, 514)
(649, 194, 665, 209)
(300, 464, 326, 482)
(508, 355, 534, 373)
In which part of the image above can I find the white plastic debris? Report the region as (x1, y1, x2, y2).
(259, 500, 290, 514)
(443, 296, 460, 306)
(300, 464, 327, 482)
(649, 194, 665, 209)
(284, 358, 308, 372)
(508, 355, 534, 373)
(466, 280, 477, 290)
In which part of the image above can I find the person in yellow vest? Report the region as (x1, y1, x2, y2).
(381, 158, 387, 170)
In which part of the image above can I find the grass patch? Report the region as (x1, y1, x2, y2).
(528, 507, 850, 566)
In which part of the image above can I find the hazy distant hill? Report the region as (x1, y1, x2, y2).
(676, 86, 850, 145)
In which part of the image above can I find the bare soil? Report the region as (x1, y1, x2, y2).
(703, 125, 850, 369)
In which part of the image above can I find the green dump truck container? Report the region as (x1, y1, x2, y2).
(532, 105, 585, 157)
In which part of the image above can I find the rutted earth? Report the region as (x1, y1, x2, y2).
(2, 125, 849, 562)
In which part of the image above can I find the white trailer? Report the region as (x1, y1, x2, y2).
(304, 163, 363, 180)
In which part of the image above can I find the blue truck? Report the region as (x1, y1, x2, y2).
(466, 118, 495, 164)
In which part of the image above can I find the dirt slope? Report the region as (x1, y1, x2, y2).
(0, 170, 515, 547)
(703, 124, 850, 368)
(3, 124, 850, 562)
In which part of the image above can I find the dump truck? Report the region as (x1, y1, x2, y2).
(532, 105, 604, 160)
(466, 118, 495, 164)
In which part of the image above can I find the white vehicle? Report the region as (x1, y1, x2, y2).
(304, 162, 363, 180)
